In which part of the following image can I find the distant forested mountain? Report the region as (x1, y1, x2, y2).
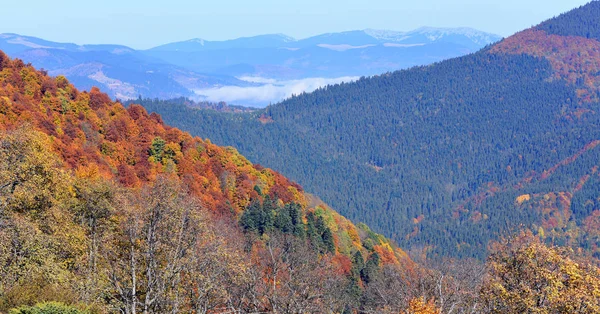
(136, 1, 600, 259)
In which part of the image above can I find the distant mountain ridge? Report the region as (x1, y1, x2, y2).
(0, 33, 252, 100)
(150, 27, 500, 51)
(0, 27, 500, 105)
(365, 27, 500, 46)
(149, 33, 298, 51)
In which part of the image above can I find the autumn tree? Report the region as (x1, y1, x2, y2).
(248, 232, 346, 313)
(181, 218, 251, 313)
(104, 176, 203, 314)
(359, 256, 483, 314)
(71, 178, 116, 301)
(0, 126, 65, 214)
(405, 297, 441, 314)
(0, 127, 85, 311)
(9, 301, 90, 314)
(480, 230, 600, 313)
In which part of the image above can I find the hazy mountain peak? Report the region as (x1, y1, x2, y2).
(364, 27, 501, 45)
(187, 38, 206, 45)
(363, 29, 409, 41)
(412, 26, 502, 44)
(1, 33, 57, 49)
(228, 33, 297, 43)
(271, 33, 296, 42)
(149, 33, 298, 52)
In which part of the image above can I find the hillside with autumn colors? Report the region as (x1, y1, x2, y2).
(3, 2, 600, 312)
(137, 1, 600, 260)
(0, 50, 430, 313)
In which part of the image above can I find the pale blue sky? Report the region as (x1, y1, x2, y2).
(2, 0, 591, 49)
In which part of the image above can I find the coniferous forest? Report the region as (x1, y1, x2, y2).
(134, 1, 600, 259)
(2, 1, 600, 314)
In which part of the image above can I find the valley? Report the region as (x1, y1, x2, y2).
(0, 1, 599, 313)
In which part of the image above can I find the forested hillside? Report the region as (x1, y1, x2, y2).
(0, 51, 438, 313)
(2, 6, 600, 312)
(2, 55, 599, 314)
(14, 48, 598, 314)
(136, 1, 600, 259)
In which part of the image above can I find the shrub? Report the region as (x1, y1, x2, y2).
(9, 302, 89, 314)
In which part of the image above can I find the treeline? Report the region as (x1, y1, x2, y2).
(537, 1, 600, 40)
(125, 97, 255, 113)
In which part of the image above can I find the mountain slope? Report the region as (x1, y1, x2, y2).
(0, 51, 423, 312)
(0, 49, 406, 258)
(137, 2, 600, 259)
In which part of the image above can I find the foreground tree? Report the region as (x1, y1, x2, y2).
(480, 230, 600, 313)
(71, 178, 116, 302)
(245, 232, 347, 313)
(104, 176, 204, 314)
(0, 128, 84, 310)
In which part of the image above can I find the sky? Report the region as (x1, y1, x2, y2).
(1, 0, 592, 49)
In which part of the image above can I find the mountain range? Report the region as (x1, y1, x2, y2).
(136, 1, 600, 259)
(147, 27, 500, 78)
(0, 27, 500, 106)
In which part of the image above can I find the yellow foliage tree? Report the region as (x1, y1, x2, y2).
(0, 126, 67, 213)
(405, 297, 441, 314)
(480, 230, 600, 313)
(0, 127, 86, 311)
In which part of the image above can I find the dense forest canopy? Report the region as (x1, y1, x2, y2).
(135, 1, 600, 259)
(1, 48, 598, 313)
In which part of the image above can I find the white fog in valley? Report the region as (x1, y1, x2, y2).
(193, 76, 360, 107)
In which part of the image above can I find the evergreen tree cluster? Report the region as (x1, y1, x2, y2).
(240, 194, 335, 253)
